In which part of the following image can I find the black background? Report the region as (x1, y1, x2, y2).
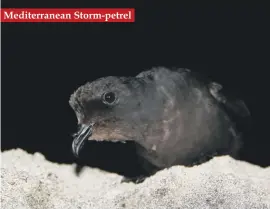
(2, 2, 270, 177)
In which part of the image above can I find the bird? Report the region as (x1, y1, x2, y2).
(69, 67, 250, 182)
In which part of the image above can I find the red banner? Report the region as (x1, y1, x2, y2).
(1, 8, 135, 23)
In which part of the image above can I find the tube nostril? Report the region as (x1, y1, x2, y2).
(72, 124, 93, 158)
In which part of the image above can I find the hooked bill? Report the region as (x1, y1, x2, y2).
(72, 124, 93, 158)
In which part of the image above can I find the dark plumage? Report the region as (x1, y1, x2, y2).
(69, 67, 250, 179)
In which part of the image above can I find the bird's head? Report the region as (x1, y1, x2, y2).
(69, 76, 152, 158)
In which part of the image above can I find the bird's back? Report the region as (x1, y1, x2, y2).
(134, 67, 247, 169)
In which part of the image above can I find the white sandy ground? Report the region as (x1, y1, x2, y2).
(1, 149, 270, 209)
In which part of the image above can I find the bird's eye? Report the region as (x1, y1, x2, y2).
(102, 92, 117, 105)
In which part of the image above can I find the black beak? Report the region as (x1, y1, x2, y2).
(72, 124, 93, 158)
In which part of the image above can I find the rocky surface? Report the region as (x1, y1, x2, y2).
(1, 149, 270, 209)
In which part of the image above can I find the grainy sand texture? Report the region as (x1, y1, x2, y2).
(1, 149, 270, 209)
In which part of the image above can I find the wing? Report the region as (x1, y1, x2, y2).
(208, 82, 251, 131)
